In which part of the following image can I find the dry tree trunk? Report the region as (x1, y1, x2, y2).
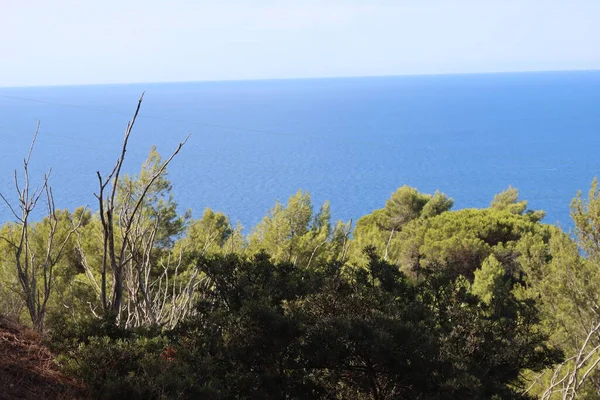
(541, 319, 600, 399)
(94, 93, 189, 325)
(0, 123, 84, 331)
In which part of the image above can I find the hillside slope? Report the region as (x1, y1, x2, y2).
(0, 316, 86, 400)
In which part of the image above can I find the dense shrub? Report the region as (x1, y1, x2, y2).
(53, 250, 561, 399)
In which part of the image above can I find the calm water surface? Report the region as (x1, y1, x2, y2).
(1, 71, 599, 229)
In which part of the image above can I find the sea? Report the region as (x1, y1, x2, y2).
(1, 71, 599, 231)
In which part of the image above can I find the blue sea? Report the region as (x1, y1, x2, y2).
(1, 71, 599, 230)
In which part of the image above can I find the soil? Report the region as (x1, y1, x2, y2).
(0, 316, 87, 400)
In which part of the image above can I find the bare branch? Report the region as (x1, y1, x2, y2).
(91, 93, 190, 324)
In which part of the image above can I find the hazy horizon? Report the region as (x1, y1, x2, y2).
(3, 1, 599, 87)
(1, 68, 599, 89)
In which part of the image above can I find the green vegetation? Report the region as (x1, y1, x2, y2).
(2, 110, 600, 399)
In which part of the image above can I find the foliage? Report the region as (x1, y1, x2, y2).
(248, 190, 349, 267)
(56, 249, 560, 399)
(472, 254, 510, 305)
(351, 187, 453, 266)
(521, 179, 600, 398)
(391, 206, 550, 281)
(0, 208, 84, 330)
(60, 335, 202, 399)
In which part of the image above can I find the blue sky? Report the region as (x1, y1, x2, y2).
(1, 0, 599, 86)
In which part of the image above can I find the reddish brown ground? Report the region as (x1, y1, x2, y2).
(0, 316, 87, 400)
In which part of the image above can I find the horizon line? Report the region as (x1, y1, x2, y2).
(2, 68, 600, 89)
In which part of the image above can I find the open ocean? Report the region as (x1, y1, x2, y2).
(1, 71, 599, 230)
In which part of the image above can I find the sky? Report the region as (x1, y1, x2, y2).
(1, 0, 599, 87)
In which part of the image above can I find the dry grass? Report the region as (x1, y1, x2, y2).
(0, 316, 87, 400)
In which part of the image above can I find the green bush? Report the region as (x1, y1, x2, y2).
(59, 334, 210, 399)
(49, 251, 561, 399)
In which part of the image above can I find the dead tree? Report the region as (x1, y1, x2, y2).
(541, 319, 600, 399)
(0, 124, 84, 331)
(94, 93, 189, 323)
